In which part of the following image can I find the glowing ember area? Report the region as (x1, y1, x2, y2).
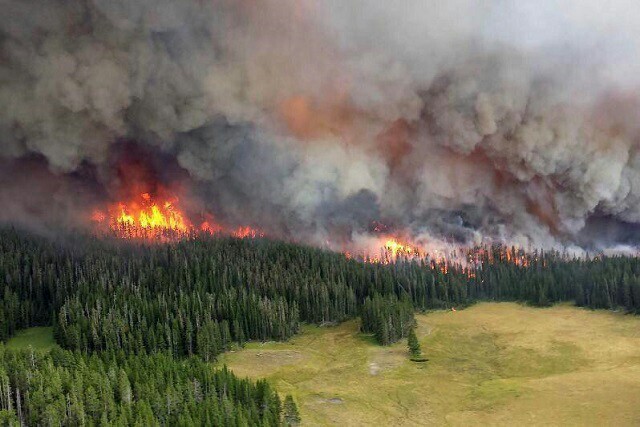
(92, 193, 262, 241)
(234, 226, 264, 239)
(201, 219, 265, 239)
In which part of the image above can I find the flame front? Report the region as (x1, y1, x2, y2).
(384, 239, 421, 258)
(92, 195, 537, 276)
(92, 192, 190, 239)
(342, 231, 535, 278)
(113, 193, 190, 232)
(92, 192, 261, 241)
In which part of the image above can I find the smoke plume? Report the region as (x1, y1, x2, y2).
(2, 0, 640, 251)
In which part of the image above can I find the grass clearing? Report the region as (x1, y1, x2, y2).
(5, 326, 57, 352)
(219, 303, 640, 426)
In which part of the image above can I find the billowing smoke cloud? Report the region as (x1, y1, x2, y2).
(2, 0, 640, 250)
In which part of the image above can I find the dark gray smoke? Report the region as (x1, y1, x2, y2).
(2, 0, 640, 251)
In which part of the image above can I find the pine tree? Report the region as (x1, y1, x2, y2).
(283, 395, 300, 426)
(117, 369, 132, 405)
(407, 327, 421, 359)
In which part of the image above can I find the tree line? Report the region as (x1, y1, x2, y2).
(2, 227, 640, 353)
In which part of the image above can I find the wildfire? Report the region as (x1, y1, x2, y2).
(352, 236, 426, 264)
(92, 192, 262, 241)
(350, 229, 537, 278)
(384, 239, 422, 258)
(234, 226, 264, 239)
(117, 193, 189, 231)
(91, 192, 539, 276)
(91, 193, 189, 239)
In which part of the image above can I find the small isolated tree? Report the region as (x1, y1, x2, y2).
(283, 395, 301, 426)
(407, 327, 421, 359)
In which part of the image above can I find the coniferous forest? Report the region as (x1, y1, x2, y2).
(2, 226, 640, 424)
(0, 348, 282, 426)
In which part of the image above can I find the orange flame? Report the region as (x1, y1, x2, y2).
(117, 193, 190, 232)
(233, 226, 264, 239)
(384, 239, 421, 258)
(92, 193, 262, 241)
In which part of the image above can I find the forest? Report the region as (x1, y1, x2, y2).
(2, 226, 640, 424)
(0, 348, 285, 426)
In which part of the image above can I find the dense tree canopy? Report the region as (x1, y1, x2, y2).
(2, 227, 640, 351)
(0, 346, 282, 426)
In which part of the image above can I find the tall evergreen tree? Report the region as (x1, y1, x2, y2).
(283, 395, 301, 426)
(407, 327, 422, 359)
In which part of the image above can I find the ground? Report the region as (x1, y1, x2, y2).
(5, 326, 57, 352)
(219, 303, 640, 426)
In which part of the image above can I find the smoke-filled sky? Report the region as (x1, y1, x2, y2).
(2, 0, 640, 250)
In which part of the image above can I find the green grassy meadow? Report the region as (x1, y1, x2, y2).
(5, 326, 57, 352)
(220, 303, 640, 426)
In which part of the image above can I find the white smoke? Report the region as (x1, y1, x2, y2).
(2, 0, 640, 249)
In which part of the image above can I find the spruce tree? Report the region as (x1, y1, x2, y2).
(283, 395, 300, 426)
(407, 327, 421, 359)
